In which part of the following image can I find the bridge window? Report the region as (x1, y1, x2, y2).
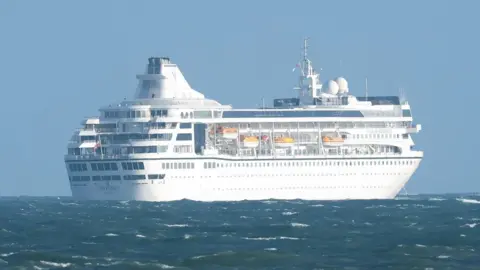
(177, 133, 192, 141)
(69, 163, 88, 172)
(91, 162, 119, 171)
(123, 175, 146, 180)
(121, 162, 145, 170)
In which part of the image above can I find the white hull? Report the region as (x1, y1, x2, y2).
(68, 157, 422, 201)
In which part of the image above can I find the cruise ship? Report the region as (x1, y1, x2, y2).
(65, 39, 423, 201)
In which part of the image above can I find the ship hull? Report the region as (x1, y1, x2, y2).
(67, 156, 422, 201)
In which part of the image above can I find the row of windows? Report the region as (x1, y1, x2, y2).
(121, 162, 145, 170)
(91, 162, 119, 171)
(70, 176, 90, 182)
(69, 163, 88, 172)
(104, 109, 168, 119)
(71, 174, 164, 181)
(173, 145, 193, 153)
(177, 133, 192, 141)
(162, 162, 195, 170)
(123, 175, 146, 180)
(204, 159, 417, 169)
(348, 133, 407, 139)
(148, 174, 165, 179)
(180, 123, 192, 129)
(92, 175, 122, 181)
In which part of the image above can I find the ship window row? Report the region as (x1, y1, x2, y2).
(124, 175, 146, 180)
(162, 162, 195, 170)
(176, 133, 192, 141)
(205, 159, 417, 169)
(104, 110, 167, 119)
(92, 175, 122, 181)
(102, 133, 173, 144)
(349, 133, 407, 139)
(91, 162, 119, 171)
(214, 122, 411, 129)
(181, 112, 193, 119)
(148, 122, 177, 129)
(121, 162, 145, 170)
(70, 176, 90, 182)
(180, 123, 192, 129)
(151, 110, 168, 117)
(174, 145, 193, 153)
(69, 163, 88, 172)
(80, 136, 96, 142)
(148, 174, 166, 179)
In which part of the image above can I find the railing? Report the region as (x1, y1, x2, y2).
(64, 153, 162, 160)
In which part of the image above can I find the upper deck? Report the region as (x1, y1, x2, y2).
(65, 39, 421, 162)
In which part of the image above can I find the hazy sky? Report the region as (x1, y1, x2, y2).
(0, 0, 476, 196)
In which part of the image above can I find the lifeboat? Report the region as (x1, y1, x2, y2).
(322, 136, 344, 146)
(215, 127, 238, 139)
(241, 136, 259, 148)
(260, 135, 269, 142)
(274, 137, 295, 148)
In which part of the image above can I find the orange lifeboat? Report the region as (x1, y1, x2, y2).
(241, 136, 259, 148)
(215, 127, 238, 139)
(274, 137, 294, 148)
(322, 136, 344, 146)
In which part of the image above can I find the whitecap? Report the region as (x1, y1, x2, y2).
(40, 261, 72, 268)
(291, 222, 309, 227)
(428, 197, 446, 201)
(437, 255, 450, 259)
(462, 223, 478, 228)
(281, 211, 297, 216)
(242, 237, 276, 241)
(164, 224, 189, 227)
(105, 233, 118, 237)
(262, 200, 278, 204)
(0, 252, 15, 257)
(456, 198, 480, 204)
(264, 248, 277, 251)
(242, 236, 301, 241)
(310, 204, 324, 207)
(135, 234, 146, 238)
(415, 244, 427, 248)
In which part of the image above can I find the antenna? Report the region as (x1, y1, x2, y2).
(303, 37, 309, 61)
(365, 77, 368, 99)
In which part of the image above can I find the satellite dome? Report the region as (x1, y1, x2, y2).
(323, 80, 339, 95)
(335, 77, 349, 93)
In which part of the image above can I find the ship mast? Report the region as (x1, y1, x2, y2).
(295, 37, 320, 104)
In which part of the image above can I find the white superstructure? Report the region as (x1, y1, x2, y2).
(65, 39, 423, 201)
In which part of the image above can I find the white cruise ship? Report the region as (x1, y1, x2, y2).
(65, 39, 423, 201)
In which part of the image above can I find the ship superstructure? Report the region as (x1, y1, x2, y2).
(65, 39, 423, 201)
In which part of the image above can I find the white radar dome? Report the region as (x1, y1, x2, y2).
(323, 80, 339, 95)
(335, 77, 349, 93)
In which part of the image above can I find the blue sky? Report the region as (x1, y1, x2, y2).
(0, 0, 476, 196)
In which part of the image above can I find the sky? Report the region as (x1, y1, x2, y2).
(0, 0, 477, 196)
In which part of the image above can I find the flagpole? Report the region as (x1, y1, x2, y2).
(99, 134, 103, 156)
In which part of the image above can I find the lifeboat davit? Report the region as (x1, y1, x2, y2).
(241, 136, 259, 148)
(322, 136, 344, 146)
(274, 137, 295, 148)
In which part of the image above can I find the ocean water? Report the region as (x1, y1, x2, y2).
(0, 195, 479, 270)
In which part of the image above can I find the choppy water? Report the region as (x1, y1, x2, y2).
(0, 195, 479, 269)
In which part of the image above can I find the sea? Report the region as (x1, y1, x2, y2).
(0, 194, 479, 270)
